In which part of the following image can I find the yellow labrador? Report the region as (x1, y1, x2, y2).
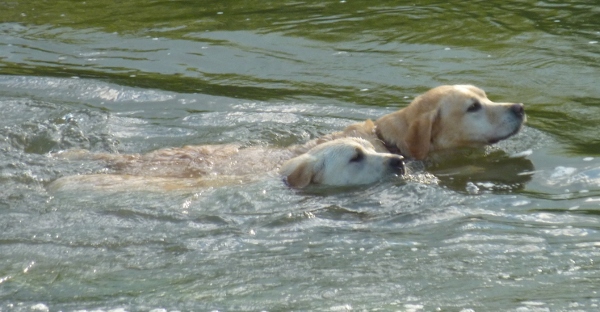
(281, 137, 404, 188)
(50, 137, 404, 191)
(304, 84, 526, 160)
(50, 85, 523, 191)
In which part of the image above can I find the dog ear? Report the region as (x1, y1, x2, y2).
(280, 156, 317, 189)
(285, 162, 314, 188)
(404, 110, 439, 160)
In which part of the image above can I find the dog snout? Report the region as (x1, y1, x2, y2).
(511, 103, 525, 118)
(388, 156, 405, 175)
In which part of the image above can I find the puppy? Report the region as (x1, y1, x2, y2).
(280, 137, 404, 188)
(301, 85, 526, 160)
(50, 137, 404, 191)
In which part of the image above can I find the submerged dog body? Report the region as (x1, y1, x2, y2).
(51, 137, 404, 191)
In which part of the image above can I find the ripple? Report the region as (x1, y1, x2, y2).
(0, 76, 175, 103)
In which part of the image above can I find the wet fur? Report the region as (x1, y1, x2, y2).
(280, 138, 404, 188)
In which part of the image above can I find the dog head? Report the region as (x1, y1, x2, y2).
(280, 137, 404, 188)
(375, 85, 526, 160)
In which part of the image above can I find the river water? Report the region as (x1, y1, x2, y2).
(1, 1, 600, 311)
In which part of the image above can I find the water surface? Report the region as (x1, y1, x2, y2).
(1, 1, 600, 311)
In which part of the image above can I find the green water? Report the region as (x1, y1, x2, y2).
(1, 1, 600, 311)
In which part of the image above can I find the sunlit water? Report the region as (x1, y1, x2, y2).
(1, 1, 600, 311)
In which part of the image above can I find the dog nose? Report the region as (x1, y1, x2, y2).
(511, 103, 525, 118)
(389, 157, 405, 175)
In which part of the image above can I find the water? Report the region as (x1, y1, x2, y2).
(1, 1, 600, 311)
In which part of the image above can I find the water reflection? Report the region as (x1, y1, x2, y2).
(427, 148, 535, 194)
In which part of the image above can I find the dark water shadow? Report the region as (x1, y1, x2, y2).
(425, 148, 535, 194)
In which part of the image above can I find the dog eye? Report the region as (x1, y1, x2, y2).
(467, 100, 482, 112)
(349, 148, 364, 163)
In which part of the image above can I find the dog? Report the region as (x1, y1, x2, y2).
(280, 137, 404, 188)
(50, 85, 523, 192)
(300, 84, 526, 160)
(50, 137, 404, 191)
